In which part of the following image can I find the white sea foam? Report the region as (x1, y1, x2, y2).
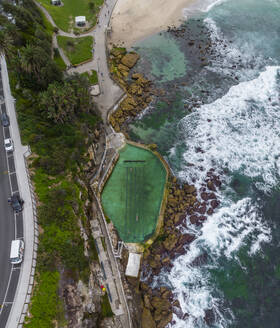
(166, 196, 271, 327)
(164, 67, 279, 327)
(176, 66, 280, 189)
(203, 17, 270, 81)
(183, 0, 228, 18)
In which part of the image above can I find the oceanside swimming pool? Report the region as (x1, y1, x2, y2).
(101, 144, 167, 243)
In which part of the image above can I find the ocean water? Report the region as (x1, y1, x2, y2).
(130, 0, 280, 327)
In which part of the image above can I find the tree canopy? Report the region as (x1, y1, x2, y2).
(39, 74, 93, 124)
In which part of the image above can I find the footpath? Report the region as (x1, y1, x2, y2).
(33, 1, 132, 328)
(89, 130, 131, 328)
(35, 0, 124, 121)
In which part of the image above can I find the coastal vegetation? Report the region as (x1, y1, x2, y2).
(101, 294, 114, 318)
(53, 47, 67, 70)
(81, 69, 98, 84)
(0, 0, 110, 326)
(57, 35, 93, 66)
(37, 0, 103, 32)
(23, 272, 65, 327)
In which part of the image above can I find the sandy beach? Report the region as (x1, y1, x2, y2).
(109, 0, 198, 48)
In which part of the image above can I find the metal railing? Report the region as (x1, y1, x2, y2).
(94, 192, 132, 328)
(17, 148, 38, 327)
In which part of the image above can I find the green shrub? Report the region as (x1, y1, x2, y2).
(101, 294, 113, 318)
(3, 1, 99, 325)
(24, 271, 63, 328)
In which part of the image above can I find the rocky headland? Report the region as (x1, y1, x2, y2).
(105, 40, 224, 327)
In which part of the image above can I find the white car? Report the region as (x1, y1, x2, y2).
(4, 138, 14, 152)
(10, 239, 24, 265)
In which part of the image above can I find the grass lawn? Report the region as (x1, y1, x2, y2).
(54, 48, 67, 70)
(57, 35, 93, 66)
(81, 70, 98, 84)
(38, 6, 54, 37)
(38, 0, 103, 32)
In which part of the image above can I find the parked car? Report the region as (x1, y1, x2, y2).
(1, 112, 10, 127)
(10, 239, 24, 264)
(8, 194, 24, 213)
(4, 138, 14, 152)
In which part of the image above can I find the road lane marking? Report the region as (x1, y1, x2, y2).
(1, 119, 18, 318)
(0, 265, 13, 317)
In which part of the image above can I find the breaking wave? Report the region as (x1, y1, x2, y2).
(165, 66, 279, 326)
(183, 0, 229, 18)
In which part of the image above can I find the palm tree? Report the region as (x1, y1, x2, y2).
(0, 30, 13, 60)
(19, 44, 47, 81)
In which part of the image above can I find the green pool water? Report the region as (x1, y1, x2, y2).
(101, 144, 167, 243)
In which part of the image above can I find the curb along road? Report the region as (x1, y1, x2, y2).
(0, 56, 37, 328)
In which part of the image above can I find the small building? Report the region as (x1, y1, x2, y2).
(125, 253, 141, 278)
(75, 16, 86, 27)
(50, 0, 61, 5)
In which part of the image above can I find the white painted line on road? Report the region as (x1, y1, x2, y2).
(2, 115, 17, 260)
(2, 129, 14, 195)
(0, 88, 18, 321)
(12, 267, 21, 271)
(14, 214, 17, 239)
(0, 265, 13, 317)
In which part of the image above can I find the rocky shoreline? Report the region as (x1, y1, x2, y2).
(139, 169, 221, 327)
(106, 45, 223, 327)
(108, 48, 157, 132)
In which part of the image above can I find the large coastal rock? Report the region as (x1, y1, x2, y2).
(151, 296, 172, 312)
(142, 308, 156, 328)
(121, 52, 140, 68)
(157, 312, 173, 328)
(109, 49, 153, 132)
(163, 232, 178, 251)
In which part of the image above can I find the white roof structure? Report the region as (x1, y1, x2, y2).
(90, 84, 100, 96)
(125, 252, 141, 277)
(75, 16, 86, 25)
(10, 240, 21, 258)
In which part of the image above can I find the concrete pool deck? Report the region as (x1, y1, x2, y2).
(101, 141, 169, 244)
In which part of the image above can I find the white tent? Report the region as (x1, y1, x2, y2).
(51, 0, 61, 5)
(75, 16, 86, 27)
(125, 253, 141, 278)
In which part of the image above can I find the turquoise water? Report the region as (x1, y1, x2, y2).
(130, 0, 280, 327)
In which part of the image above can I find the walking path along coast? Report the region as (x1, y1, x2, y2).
(9, 0, 206, 326)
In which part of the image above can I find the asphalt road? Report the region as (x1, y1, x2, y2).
(0, 74, 23, 328)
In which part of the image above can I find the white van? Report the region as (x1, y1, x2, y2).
(10, 239, 24, 265)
